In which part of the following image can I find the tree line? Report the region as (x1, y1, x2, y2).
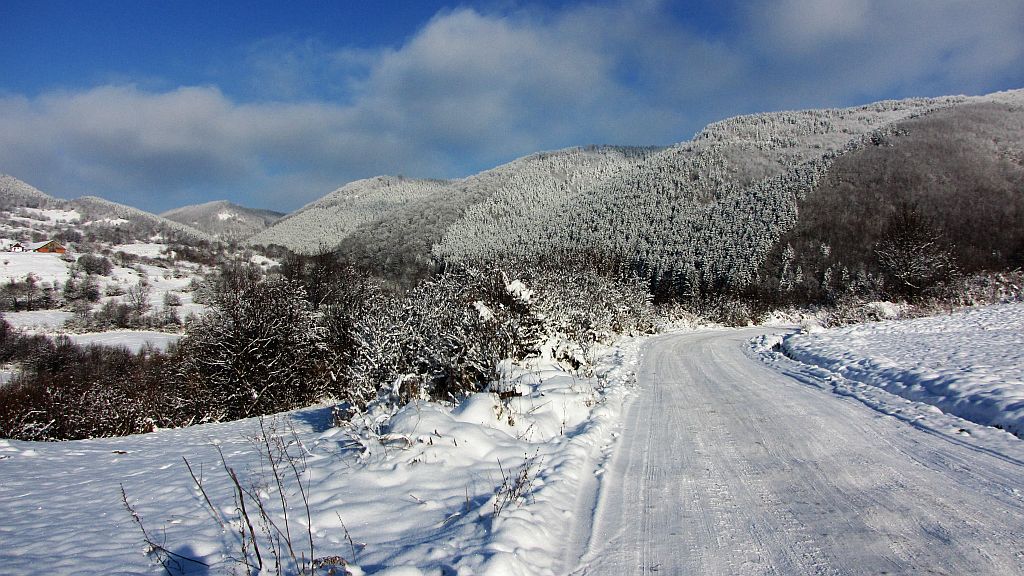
(0, 252, 656, 440)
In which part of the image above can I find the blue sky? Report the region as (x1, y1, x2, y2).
(1, 0, 1022, 213)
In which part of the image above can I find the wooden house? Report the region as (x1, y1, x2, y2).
(23, 240, 67, 254)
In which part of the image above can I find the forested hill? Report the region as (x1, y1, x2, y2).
(247, 175, 453, 253)
(161, 200, 283, 241)
(436, 94, 980, 295)
(336, 146, 662, 282)
(759, 98, 1024, 303)
(0, 175, 215, 245)
(252, 89, 1024, 299)
(250, 146, 662, 279)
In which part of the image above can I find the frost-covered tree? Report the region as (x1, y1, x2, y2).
(875, 206, 958, 301)
(175, 276, 330, 422)
(346, 267, 539, 405)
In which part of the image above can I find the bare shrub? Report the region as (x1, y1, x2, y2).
(175, 418, 359, 575)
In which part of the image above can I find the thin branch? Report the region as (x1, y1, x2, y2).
(182, 457, 223, 527)
(121, 483, 208, 574)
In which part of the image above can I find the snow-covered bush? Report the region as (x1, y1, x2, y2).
(0, 255, 657, 439)
(954, 269, 1024, 306)
(346, 267, 538, 406)
(63, 272, 101, 303)
(0, 323, 171, 440)
(875, 205, 959, 302)
(523, 267, 657, 364)
(343, 261, 655, 406)
(0, 273, 59, 311)
(75, 253, 113, 276)
(162, 291, 182, 307)
(175, 275, 331, 423)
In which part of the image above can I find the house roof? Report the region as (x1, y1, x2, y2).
(24, 240, 62, 250)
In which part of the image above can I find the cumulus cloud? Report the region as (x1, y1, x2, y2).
(0, 0, 1021, 212)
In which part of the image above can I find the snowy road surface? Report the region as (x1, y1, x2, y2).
(567, 329, 1024, 575)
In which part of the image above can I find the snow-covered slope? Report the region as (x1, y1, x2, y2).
(778, 303, 1024, 437)
(247, 176, 451, 253)
(244, 89, 1022, 293)
(69, 195, 214, 243)
(162, 200, 283, 241)
(249, 146, 659, 266)
(0, 175, 224, 341)
(0, 174, 56, 210)
(434, 94, 984, 292)
(337, 146, 660, 281)
(763, 95, 1024, 301)
(0, 175, 216, 246)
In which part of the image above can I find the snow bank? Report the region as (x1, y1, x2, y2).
(0, 337, 645, 574)
(779, 303, 1024, 437)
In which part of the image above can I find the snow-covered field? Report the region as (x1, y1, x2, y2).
(21, 207, 81, 223)
(0, 339, 642, 575)
(768, 303, 1024, 438)
(67, 330, 181, 352)
(2, 310, 74, 331)
(0, 252, 72, 285)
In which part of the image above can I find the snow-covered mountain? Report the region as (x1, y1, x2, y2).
(340, 146, 660, 282)
(0, 175, 215, 246)
(0, 174, 55, 210)
(247, 175, 451, 252)
(161, 200, 283, 241)
(249, 146, 662, 284)
(433, 94, 976, 293)
(6, 88, 1023, 297)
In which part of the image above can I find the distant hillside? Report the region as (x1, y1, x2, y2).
(69, 196, 215, 244)
(0, 175, 215, 246)
(247, 176, 450, 253)
(162, 200, 283, 241)
(336, 146, 662, 283)
(278, 88, 1022, 301)
(0, 174, 58, 210)
(250, 147, 660, 279)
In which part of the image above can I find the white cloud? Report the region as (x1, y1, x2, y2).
(757, 0, 872, 55)
(0, 85, 431, 209)
(0, 0, 1021, 212)
(745, 0, 1024, 104)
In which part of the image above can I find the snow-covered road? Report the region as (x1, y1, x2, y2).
(567, 329, 1024, 575)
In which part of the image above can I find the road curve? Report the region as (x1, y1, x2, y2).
(567, 329, 1024, 575)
